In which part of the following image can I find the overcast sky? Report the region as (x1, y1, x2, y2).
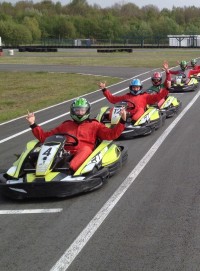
(82, 0, 200, 9)
(3, 0, 200, 9)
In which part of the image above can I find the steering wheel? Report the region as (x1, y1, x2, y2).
(55, 133, 79, 147)
(121, 100, 135, 110)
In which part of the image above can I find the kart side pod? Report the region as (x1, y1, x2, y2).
(101, 144, 121, 166)
(6, 139, 39, 178)
(74, 140, 118, 176)
(96, 106, 109, 122)
(135, 107, 159, 125)
(188, 77, 198, 85)
(160, 96, 179, 109)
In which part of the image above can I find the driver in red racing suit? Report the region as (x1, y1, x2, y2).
(26, 97, 126, 173)
(188, 59, 200, 70)
(98, 79, 170, 122)
(166, 60, 200, 83)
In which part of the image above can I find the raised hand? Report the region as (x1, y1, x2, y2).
(97, 81, 106, 90)
(26, 110, 35, 125)
(163, 60, 169, 72)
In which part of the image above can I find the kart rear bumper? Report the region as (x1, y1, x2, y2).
(0, 169, 109, 199)
(169, 84, 198, 92)
(161, 101, 182, 118)
(119, 119, 162, 139)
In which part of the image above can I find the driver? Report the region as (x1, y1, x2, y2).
(189, 59, 200, 70)
(98, 78, 169, 122)
(26, 97, 126, 173)
(166, 60, 200, 83)
(147, 61, 171, 94)
(146, 62, 171, 107)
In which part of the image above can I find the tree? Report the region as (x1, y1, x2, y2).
(119, 3, 141, 19)
(23, 16, 41, 41)
(53, 15, 76, 39)
(150, 16, 180, 36)
(68, 0, 89, 16)
(0, 20, 32, 45)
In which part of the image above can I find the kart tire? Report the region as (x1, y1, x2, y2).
(0, 172, 7, 183)
(86, 180, 104, 192)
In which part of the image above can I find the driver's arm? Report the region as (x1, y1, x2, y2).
(30, 125, 61, 143)
(97, 119, 126, 141)
(188, 69, 200, 77)
(98, 81, 128, 104)
(102, 88, 129, 104)
(168, 70, 179, 75)
(146, 88, 169, 105)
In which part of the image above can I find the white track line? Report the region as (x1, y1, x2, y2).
(0, 70, 153, 126)
(0, 208, 63, 214)
(0, 77, 152, 145)
(50, 91, 200, 271)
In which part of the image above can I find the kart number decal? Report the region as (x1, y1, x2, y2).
(141, 114, 150, 123)
(36, 145, 60, 174)
(42, 147, 52, 157)
(113, 107, 121, 114)
(91, 154, 102, 164)
(176, 75, 183, 85)
(111, 107, 121, 124)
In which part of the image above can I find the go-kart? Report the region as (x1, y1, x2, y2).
(148, 95, 182, 118)
(0, 133, 128, 200)
(168, 75, 199, 92)
(96, 101, 166, 140)
(157, 95, 182, 118)
(190, 72, 200, 82)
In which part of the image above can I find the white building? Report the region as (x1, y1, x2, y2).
(168, 35, 200, 47)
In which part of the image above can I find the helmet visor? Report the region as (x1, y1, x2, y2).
(152, 78, 161, 83)
(73, 107, 87, 115)
(131, 86, 141, 90)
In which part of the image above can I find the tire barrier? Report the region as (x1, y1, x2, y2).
(19, 47, 58, 52)
(97, 48, 132, 53)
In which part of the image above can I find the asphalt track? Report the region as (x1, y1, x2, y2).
(0, 60, 200, 271)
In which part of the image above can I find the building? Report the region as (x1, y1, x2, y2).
(168, 35, 200, 47)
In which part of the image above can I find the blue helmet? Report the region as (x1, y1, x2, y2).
(129, 79, 143, 95)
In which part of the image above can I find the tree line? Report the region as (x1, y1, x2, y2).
(0, 0, 200, 46)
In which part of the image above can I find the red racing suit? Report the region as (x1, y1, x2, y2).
(187, 65, 200, 70)
(168, 68, 200, 80)
(147, 70, 171, 93)
(102, 88, 169, 121)
(146, 70, 171, 107)
(30, 119, 125, 171)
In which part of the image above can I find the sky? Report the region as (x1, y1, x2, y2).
(84, 0, 200, 9)
(2, 0, 200, 9)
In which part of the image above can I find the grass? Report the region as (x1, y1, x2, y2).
(1, 49, 200, 67)
(1, 48, 200, 123)
(0, 72, 120, 123)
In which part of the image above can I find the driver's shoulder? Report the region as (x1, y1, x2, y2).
(143, 88, 153, 93)
(62, 120, 73, 124)
(87, 118, 99, 124)
(140, 91, 149, 96)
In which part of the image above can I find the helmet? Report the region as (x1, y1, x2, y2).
(180, 60, 187, 71)
(129, 79, 143, 95)
(151, 72, 162, 86)
(70, 97, 91, 122)
(191, 59, 197, 67)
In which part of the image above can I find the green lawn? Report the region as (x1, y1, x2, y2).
(0, 72, 120, 123)
(1, 49, 199, 123)
(1, 49, 200, 67)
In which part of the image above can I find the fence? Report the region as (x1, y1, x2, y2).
(3, 35, 200, 49)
